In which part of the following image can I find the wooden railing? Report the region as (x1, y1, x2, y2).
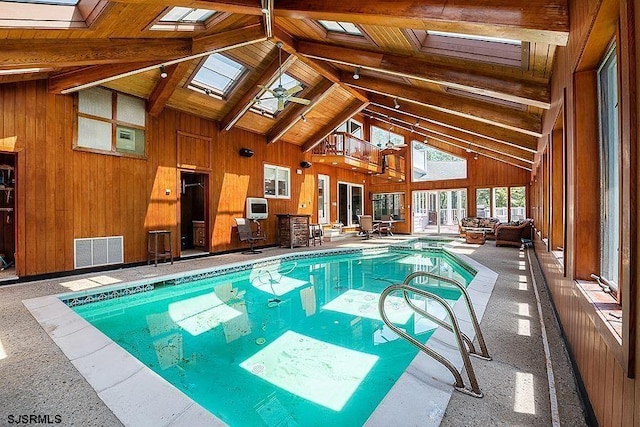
(312, 132, 382, 167)
(384, 154, 406, 175)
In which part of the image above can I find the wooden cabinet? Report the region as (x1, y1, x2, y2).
(277, 214, 310, 248)
(192, 220, 206, 250)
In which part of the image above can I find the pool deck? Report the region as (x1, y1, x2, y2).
(0, 235, 587, 426)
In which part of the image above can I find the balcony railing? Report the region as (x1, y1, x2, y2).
(312, 132, 382, 167)
(383, 154, 406, 175)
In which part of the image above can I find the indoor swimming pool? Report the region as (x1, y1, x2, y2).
(69, 248, 474, 426)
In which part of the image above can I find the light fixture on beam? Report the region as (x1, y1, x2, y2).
(415, 119, 420, 127)
(393, 97, 400, 109)
(301, 114, 307, 122)
(353, 67, 360, 80)
(474, 153, 479, 160)
(160, 65, 168, 79)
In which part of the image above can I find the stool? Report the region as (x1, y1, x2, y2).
(309, 223, 323, 246)
(147, 230, 173, 266)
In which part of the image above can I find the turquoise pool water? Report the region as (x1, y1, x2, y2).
(73, 249, 474, 427)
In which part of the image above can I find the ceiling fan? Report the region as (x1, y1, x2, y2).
(380, 120, 408, 152)
(255, 42, 310, 112)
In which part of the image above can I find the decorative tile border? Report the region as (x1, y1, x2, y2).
(60, 242, 473, 308)
(63, 283, 154, 307)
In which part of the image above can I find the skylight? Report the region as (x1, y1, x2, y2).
(2, 0, 78, 4)
(427, 30, 521, 45)
(189, 53, 246, 97)
(318, 20, 362, 35)
(254, 74, 302, 115)
(160, 7, 216, 23)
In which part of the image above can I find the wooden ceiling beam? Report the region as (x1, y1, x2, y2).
(48, 24, 266, 94)
(48, 61, 162, 94)
(366, 115, 532, 171)
(366, 105, 534, 163)
(301, 99, 370, 152)
(266, 79, 336, 144)
(192, 22, 266, 53)
(344, 73, 542, 137)
(272, 25, 369, 103)
(369, 93, 538, 152)
(220, 48, 296, 131)
(273, 0, 569, 45)
(110, 0, 262, 15)
(0, 39, 192, 68)
(298, 40, 550, 109)
(148, 62, 193, 117)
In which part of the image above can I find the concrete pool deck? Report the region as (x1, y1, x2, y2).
(0, 236, 587, 426)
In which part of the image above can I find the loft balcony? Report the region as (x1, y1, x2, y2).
(311, 132, 382, 174)
(379, 153, 406, 182)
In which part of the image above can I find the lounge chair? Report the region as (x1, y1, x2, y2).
(234, 218, 267, 254)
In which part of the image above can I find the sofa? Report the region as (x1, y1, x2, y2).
(495, 219, 533, 247)
(459, 217, 501, 240)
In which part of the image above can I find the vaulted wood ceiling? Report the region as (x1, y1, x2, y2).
(0, 0, 569, 171)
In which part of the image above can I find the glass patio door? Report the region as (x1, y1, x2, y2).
(338, 182, 363, 226)
(412, 189, 466, 234)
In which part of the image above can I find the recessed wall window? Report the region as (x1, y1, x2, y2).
(264, 164, 290, 199)
(76, 87, 146, 157)
(597, 43, 620, 291)
(188, 53, 246, 98)
(412, 141, 467, 181)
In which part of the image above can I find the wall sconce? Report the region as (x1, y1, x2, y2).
(239, 148, 254, 158)
(160, 65, 168, 79)
(299, 161, 312, 169)
(353, 67, 360, 80)
(474, 153, 479, 160)
(301, 114, 307, 122)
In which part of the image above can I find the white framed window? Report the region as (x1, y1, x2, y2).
(76, 87, 146, 157)
(318, 20, 362, 35)
(264, 164, 290, 199)
(412, 141, 467, 181)
(371, 125, 404, 147)
(336, 119, 363, 139)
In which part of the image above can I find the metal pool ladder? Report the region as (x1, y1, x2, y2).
(378, 271, 491, 398)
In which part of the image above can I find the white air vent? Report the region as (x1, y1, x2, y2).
(74, 236, 124, 269)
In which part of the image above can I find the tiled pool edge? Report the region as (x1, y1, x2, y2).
(24, 242, 497, 427)
(23, 295, 223, 427)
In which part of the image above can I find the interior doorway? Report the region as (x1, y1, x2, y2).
(180, 171, 208, 257)
(0, 152, 16, 279)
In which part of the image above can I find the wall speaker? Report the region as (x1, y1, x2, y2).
(239, 148, 254, 158)
(299, 161, 312, 168)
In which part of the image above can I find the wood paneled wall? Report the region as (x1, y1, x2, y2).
(0, 80, 365, 276)
(532, 0, 640, 425)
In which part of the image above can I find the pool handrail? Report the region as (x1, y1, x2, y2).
(400, 271, 490, 360)
(378, 276, 487, 397)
